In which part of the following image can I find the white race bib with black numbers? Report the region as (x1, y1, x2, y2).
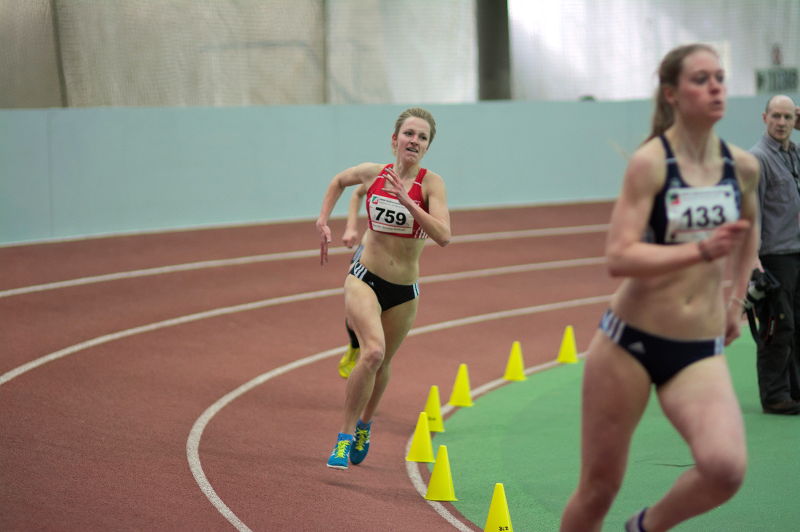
(665, 184, 738, 243)
(368, 194, 414, 235)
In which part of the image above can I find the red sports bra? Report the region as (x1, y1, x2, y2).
(366, 164, 429, 239)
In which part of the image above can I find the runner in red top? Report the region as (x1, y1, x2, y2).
(316, 107, 451, 470)
(337, 165, 429, 379)
(366, 164, 429, 239)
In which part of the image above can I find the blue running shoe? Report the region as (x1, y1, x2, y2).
(326, 433, 354, 469)
(624, 507, 648, 532)
(349, 420, 371, 465)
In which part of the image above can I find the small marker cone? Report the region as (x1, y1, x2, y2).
(405, 412, 434, 462)
(484, 483, 513, 532)
(503, 341, 527, 381)
(557, 325, 579, 364)
(424, 445, 458, 501)
(424, 385, 445, 432)
(448, 363, 474, 407)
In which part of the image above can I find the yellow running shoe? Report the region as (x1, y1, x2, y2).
(338, 345, 359, 379)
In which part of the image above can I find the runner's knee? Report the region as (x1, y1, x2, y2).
(696, 448, 746, 498)
(577, 468, 623, 514)
(360, 345, 385, 372)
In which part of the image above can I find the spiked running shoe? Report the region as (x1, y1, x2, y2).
(327, 433, 354, 469)
(337, 346, 360, 379)
(349, 420, 372, 465)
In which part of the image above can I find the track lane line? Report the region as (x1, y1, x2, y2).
(0, 225, 607, 298)
(0, 257, 605, 387)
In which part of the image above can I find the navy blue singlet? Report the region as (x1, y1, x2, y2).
(646, 135, 741, 245)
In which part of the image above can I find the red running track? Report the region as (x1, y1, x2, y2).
(0, 202, 616, 531)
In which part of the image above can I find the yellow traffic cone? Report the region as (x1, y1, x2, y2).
(424, 445, 458, 501)
(424, 385, 445, 432)
(448, 363, 474, 407)
(405, 411, 435, 462)
(557, 325, 579, 364)
(484, 483, 513, 532)
(503, 341, 527, 381)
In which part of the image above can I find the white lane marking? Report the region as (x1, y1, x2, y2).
(422, 256, 604, 283)
(0, 249, 325, 298)
(0, 224, 607, 298)
(188, 295, 610, 532)
(0, 256, 605, 387)
(447, 224, 607, 243)
(0, 288, 340, 386)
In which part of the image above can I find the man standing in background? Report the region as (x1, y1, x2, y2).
(751, 94, 800, 415)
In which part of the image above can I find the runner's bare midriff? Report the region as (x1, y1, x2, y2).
(612, 259, 727, 339)
(357, 230, 425, 285)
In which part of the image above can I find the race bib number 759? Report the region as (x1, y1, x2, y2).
(368, 194, 414, 235)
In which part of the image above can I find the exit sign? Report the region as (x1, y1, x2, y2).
(756, 67, 799, 93)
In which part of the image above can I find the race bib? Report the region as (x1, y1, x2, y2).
(665, 184, 738, 243)
(368, 193, 414, 235)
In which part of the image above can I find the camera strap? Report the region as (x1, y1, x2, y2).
(746, 304, 776, 349)
(745, 307, 761, 347)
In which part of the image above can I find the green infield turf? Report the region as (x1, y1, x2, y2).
(432, 331, 800, 531)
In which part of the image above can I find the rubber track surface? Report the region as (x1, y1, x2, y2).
(0, 202, 615, 531)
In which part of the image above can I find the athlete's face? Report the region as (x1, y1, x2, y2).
(392, 117, 431, 164)
(668, 50, 726, 122)
(763, 96, 797, 145)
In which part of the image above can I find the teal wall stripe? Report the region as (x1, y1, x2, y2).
(2, 96, 796, 244)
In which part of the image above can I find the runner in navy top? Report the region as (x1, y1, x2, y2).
(560, 44, 760, 532)
(647, 135, 742, 246)
(316, 107, 451, 470)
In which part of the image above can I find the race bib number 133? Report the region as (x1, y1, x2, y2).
(665, 184, 738, 243)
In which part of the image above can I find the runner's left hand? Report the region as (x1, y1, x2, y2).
(382, 167, 412, 206)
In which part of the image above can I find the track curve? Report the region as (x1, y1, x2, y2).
(0, 202, 615, 530)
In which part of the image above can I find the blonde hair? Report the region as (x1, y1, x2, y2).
(393, 107, 436, 145)
(646, 43, 719, 142)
